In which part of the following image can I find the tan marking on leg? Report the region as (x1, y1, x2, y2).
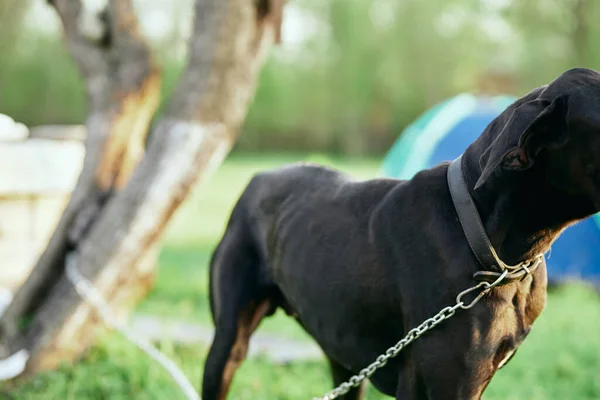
(217, 299, 271, 399)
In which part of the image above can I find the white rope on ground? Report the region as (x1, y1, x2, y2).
(0, 347, 29, 381)
(65, 252, 200, 400)
(0, 289, 30, 381)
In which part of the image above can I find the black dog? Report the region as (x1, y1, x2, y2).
(202, 68, 600, 399)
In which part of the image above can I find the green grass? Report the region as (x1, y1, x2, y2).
(6, 284, 600, 400)
(3, 335, 337, 400)
(4, 153, 600, 399)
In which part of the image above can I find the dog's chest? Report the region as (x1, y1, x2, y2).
(483, 278, 546, 370)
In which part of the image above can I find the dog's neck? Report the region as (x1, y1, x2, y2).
(460, 148, 596, 266)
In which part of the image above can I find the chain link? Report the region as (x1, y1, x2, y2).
(312, 269, 512, 400)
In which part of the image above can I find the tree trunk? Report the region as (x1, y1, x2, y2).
(0, 0, 283, 376)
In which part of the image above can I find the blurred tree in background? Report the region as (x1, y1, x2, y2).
(1, 0, 599, 155)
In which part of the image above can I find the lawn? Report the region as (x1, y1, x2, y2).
(4, 153, 600, 399)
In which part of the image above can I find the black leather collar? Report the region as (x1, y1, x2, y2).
(447, 156, 543, 284)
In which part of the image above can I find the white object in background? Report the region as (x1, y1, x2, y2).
(78, 0, 108, 42)
(0, 137, 84, 195)
(0, 288, 12, 318)
(0, 288, 30, 381)
(0, 114, 29, 142)
(0, 349, 30, 381)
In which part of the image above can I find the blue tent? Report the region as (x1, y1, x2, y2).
(381, 93, 600, 287)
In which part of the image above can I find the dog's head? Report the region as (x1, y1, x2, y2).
(472, 68, 600, 209)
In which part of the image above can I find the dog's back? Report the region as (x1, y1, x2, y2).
(209, 162, 400, 315)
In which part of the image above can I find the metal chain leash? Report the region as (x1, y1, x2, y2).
(312, 269, 511, 400)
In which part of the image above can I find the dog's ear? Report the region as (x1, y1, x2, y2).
(474, 95, 570, 190)
(517, 94, 570, 158)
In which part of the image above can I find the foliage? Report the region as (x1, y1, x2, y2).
(2, 1, 600, 154)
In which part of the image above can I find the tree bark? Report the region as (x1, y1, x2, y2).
(0, 0, 283, 376)
(0, 0, 160, 356)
